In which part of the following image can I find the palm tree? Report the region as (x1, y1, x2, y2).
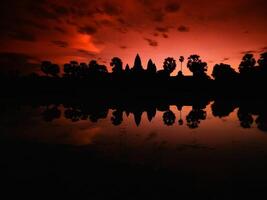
(179, 56, 184, 72)
(110, 57, 123, 74)
(163, 57, 176, 75)
(177, 105, 183, 125)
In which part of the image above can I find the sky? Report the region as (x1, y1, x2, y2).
(0, 0, 267, 75)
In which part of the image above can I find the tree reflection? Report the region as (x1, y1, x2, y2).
(111, 109, 123, 126)
(8, 97, 267, 133)
(186, 106, 207, 129)
(177, 105, 184, 126)
(211, 100, 237, 118)
(237, 108, 254, 129)
(64, 108, 82, 122)
(256, 113, 267, 132)
(163, 110, 176, 126)
(42, 105, 61, 122)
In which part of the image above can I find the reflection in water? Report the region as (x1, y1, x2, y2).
(2, 97, 267, 198)
(35, 100, 267, 132)
(1, 97, 267, 147)
(163, 110, 176, 126)
(186, 107, 207, 129)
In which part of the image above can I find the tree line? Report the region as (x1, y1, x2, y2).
(39, 52, 267, 81)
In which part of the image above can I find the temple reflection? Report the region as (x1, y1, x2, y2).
(33, 98, 267, 132)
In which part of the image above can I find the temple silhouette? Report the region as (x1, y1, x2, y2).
(0, 52, 267, 97)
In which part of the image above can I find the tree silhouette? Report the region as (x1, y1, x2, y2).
(187, 55, 208, 78)
(88, 60, 98, 73)
(147, 59, 157, 74)
(212, 63, 237, 81)
(239, 54, 256, 75)
(63, 61, 80, 78)
(71, 61, 79, 77)
(41, 61, 60, 77)
(89, 60, 108, 74)
(41, 61, 52, 76)
(258, 52, 267, 72)
(50, 64, 60, 77)
(179, 56, 184, 72)
(163, 110, 176, 126)
(63, 63, 72, 77)
(110, 57, 123, 74)
(98, 65, 108, 73)
(163, 57, 176, 75)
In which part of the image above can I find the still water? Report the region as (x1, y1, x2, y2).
(1, 98, 267, 198)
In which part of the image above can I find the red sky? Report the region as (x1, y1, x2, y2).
(0, 0, 267, 75)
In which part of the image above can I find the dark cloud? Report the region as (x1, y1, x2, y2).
(152, 10, 165, 22)
(222, 57, 230, 62)
(240, 46, 267, 55)
(0, 52, 39, 73)
(155, 26, 169, 33)
(138, 0, 153, 5)
(120, 46, 127, 49)
(52, 40, 69, 48)
(116, 26, 128, 34)
(0, 17, 43, 42)
(96, 19, 113, 27)
(144, 38, 158, 47)
(19, 19, 48, 30)
(78, 25, 98, 35)
(77, 49, 96, 57)
(117, 18, 126, 25)
(102, 1, 122, 15)
(162, 33, 168, 38)
(240, 50, 257, 55)
(29, 2, 60, 20)
(165, 1, 181, 13)
(177, 25, 190, 32)
(54, 26, 66, 33)
(7, 31, 36, 42)
(49, 4, 70, 15)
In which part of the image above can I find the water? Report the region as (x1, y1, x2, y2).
(1, 98, 267, 198)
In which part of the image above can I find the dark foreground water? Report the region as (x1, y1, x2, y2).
(1, 98, 267, 199)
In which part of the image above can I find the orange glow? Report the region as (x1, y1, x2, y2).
(0, 0, 267, 74)
(71, 34, 101, 53)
